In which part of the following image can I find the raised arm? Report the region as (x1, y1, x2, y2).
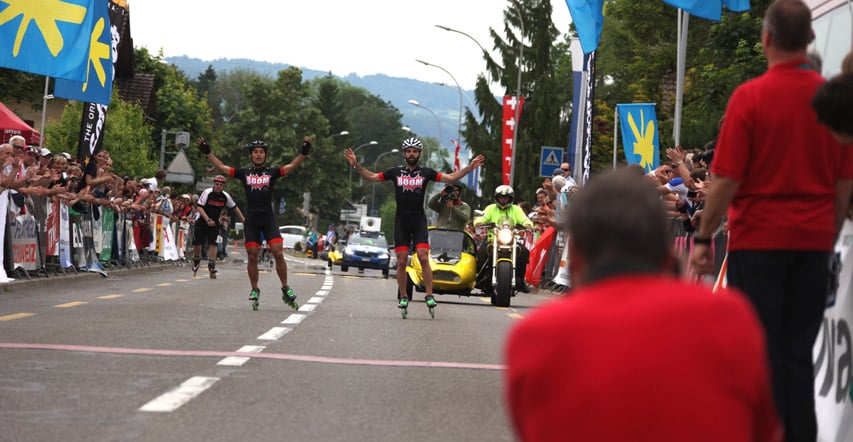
(197, 138, 232, 175)
(281, 137, 313, 176)
(439, 155, 485, 183)
(344, 148, 381, 183)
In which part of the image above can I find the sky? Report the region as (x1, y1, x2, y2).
(129, 0, 574, 92)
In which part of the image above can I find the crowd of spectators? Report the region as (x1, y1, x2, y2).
(1, 135, 216, 265)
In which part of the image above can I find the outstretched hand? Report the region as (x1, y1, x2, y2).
(197, 137, 211, 155)
(301, 136, 314, 156)
(469, 155, 486, 169)
(343, 148, 357, 167)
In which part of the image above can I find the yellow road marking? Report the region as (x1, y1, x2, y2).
(175, 279, 190, 282)
(54, 302, 88, 308)
(0, 313, 36, 321)
(132, 288, 153, 293)
(507, 313, 523, 319)
(98, 294, 123, 299)
(157, 283, 173, 287)
(478, 297, 491, 303)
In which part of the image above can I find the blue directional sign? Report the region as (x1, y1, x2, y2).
(540, 146, 565, 177)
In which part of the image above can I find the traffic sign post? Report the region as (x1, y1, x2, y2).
(540, 146, 564, 177)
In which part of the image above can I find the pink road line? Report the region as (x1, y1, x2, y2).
(0, 342, 505, 371)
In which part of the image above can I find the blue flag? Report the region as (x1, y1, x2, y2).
(617, 104, 660, 173)
(0, 0, 105, 82)
(662, 0, 750, 21)
(53, 0, 113, 105)
(565, 0, 604, 54)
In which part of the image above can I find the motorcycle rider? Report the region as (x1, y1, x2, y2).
(427, 183, 471, 230)
(473, 185, 534, 293)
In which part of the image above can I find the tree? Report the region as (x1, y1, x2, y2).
(46, 92, 157, 178)
(462, 0, 566, 204)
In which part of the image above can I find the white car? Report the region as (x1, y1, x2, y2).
(279, 225, 306, 250)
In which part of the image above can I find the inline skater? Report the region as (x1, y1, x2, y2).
(192, 175, 245, 278)
(198, 136, 312, 310)
(344, 137, 484, 318)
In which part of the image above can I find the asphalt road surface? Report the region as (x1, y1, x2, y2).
(0, 254, 556, 442)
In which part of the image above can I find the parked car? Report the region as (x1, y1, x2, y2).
(341, 231, 391, 278)
(279, 225, 306, 250)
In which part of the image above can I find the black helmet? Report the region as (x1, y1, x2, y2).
(245, 140, 268, 153)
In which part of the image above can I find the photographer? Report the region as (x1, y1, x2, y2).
(428, 183, 471, 230)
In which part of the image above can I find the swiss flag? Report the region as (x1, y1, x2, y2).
(502, 96, 524, 185)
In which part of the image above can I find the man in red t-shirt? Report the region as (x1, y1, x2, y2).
(505, 168, 781, 442)
(691, 1, 853, 440)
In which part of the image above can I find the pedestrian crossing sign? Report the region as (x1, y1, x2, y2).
(540, 146, 564, 177)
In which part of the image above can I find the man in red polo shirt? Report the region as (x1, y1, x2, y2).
(691, 1, 853, 440)
(505, 168, 781, 442)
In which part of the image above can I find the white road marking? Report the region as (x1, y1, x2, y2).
(298, 304, 316, 312)
(316, 290, 329, 296)
(257, 327, 292, 340)
(217, 345, 265, 366)
(282, 314, 306, 325)
(307, 296, 324, 304)
(139, 376, 219, 412)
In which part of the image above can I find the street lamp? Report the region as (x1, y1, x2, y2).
(416, 59, 462, 146)
(434, 25, 502, 69)
(329, 130, 350, 138)
(371, 149, 400, 215)
(349, 141, 378, 181)
(408, 99, 441, 167)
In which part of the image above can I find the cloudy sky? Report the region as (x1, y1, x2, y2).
(129, 0, 574, 91)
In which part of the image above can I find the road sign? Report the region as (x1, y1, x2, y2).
(540, 146, 564, 177)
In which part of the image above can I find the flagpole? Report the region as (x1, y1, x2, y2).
(674, 9, 689, 147)
(39, 76, 51, 147)
(613, 105, 619, 169)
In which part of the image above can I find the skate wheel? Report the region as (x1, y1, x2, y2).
(429, 307, 435, 319)
(252, 300, 259, 311)
(401, 309, 408, 319)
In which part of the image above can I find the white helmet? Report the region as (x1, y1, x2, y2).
(494, 185, 514, 209)
(401, 137, 423, 151)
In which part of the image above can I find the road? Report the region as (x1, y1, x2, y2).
(0, 253, 555, 442)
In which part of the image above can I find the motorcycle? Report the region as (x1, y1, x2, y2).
(400, 227, 479, 299)
(478, 219, 528, 307)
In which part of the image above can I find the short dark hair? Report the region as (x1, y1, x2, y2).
(812, 73, 853, 137)
(566, 168, 671, 273)
(764, 0, 814, 52)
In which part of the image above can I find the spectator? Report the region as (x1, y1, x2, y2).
(427, 183, 471, 230)
(505, 167, 782, 441)
(691, 1, 853, 439)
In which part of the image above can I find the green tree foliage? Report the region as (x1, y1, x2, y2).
(0, 68, 44, 107)
(46, 92, 156, 178)
(462, 0, 566, 204)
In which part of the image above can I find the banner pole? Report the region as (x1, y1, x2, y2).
(613, 105, 619, 169)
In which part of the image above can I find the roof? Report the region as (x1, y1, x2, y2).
(114, 73, 157, 117)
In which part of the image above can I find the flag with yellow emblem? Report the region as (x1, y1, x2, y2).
(0, 0, 105, 83)
(53, 0, 113, 105)
(617, 103, 660, 173)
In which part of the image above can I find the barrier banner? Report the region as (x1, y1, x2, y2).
(46, 199, 60, 257)
(814, 219, 853, 441)
(125, 220, 140, 264)
(0, 191, 12, 283)
(59, 203, 73, 269)
(70, 212, 86, 270)
(99, 208, 115, 263)
(552, 234, 571, 287)
(11, 214, 39, 271)
(81, 211, 106, 276)
(92, 207, 103, 253)
(159, 218, 178, 261)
